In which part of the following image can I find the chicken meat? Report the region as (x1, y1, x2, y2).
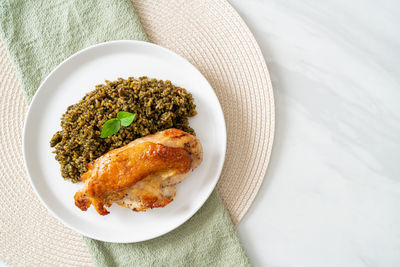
(74, 128, 202, 215)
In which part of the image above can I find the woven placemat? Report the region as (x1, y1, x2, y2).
(0, 0, 274, 266)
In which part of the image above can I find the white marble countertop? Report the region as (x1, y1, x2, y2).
(231, 0, 400, 266)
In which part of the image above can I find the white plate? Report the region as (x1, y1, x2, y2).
(23, 40, 226, 243)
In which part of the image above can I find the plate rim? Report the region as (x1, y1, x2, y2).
(22, 40, 227, 243)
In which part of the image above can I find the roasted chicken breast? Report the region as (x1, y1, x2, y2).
(74, 129, 202, 215)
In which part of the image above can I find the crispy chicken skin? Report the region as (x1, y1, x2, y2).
(74, 129, 202, 215)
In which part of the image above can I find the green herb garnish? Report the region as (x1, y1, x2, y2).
(117, 111, 137, 127)
(100, 112, 137, 138)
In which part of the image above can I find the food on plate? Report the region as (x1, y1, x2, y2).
(49, 76, 201, 215)
(74, 129, 203, 215)
(50, 76, 197, 182)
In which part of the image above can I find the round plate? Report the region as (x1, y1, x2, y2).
(22, 40, 226, 243)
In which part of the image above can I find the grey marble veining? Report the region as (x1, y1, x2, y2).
(231, 0, 400, 266)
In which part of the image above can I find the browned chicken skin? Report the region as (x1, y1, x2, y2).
(74, 129, 202, 215)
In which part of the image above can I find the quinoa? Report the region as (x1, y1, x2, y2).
(50, 76, 197, 182)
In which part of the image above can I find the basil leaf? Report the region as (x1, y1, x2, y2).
(100, 111, 136, 138)
(100, 118, 121, 138)
(117, 111, 137, 127)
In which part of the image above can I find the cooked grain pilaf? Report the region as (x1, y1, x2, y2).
(50, 76, 197, 182)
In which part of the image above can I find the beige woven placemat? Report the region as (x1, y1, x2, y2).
(0, 0, 274, 266)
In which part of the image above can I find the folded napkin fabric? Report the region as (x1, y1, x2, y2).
(0, 0, 147, 102)
(85, 191, 250, 267)
(0, 0, 250, 266)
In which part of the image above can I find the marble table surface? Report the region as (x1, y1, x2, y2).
(231, 0, 400, 266)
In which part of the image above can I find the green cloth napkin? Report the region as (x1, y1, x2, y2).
(0, 0, 250, 266)
(85, 191, 250, 266)
(0, 0, 147, 102)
